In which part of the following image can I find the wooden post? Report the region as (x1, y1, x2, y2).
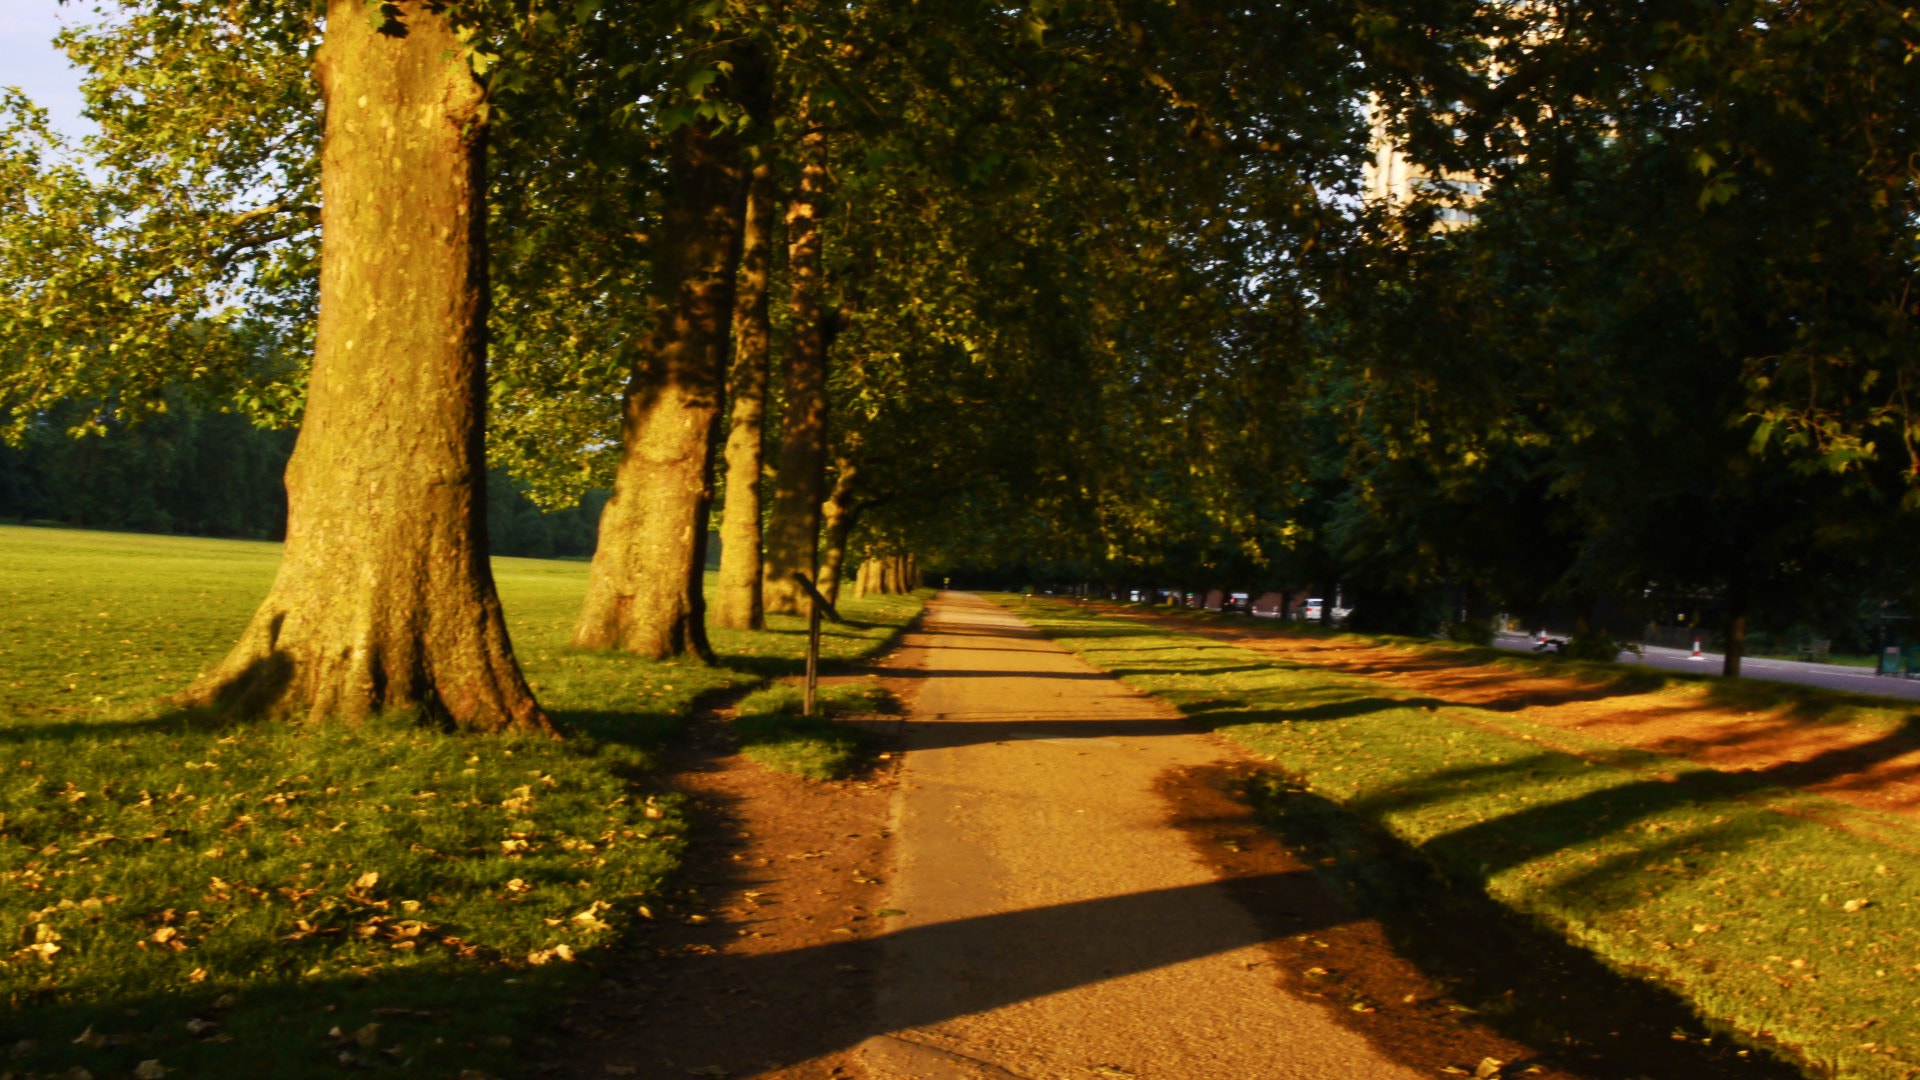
(791, 572, 843, 718)
(805, 591, 821, 717)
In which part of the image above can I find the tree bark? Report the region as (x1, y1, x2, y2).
(710, 161, 776, 631)
(573, 117, 747, 659)
(182, 0, 546, 732)
(816, 455, 860, 606)
(762, 126, 835, 615)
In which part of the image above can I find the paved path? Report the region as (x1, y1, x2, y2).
(857, 594, 1422, 1080)
(1490, 631, 1920, 701)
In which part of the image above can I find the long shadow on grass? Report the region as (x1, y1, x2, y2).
(1172, 692, 1447, 728)
(1363, 715, 1920, 894)
(878, 667, 1118, 681)
(0, 701, 266, 744)
(1239, 776, 1805, 1080)
(0, 934, 595, 1080)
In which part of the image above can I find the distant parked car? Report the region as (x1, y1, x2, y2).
(1303, 598, 1323, 620)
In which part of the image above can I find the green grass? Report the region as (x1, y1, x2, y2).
(1004, 595, 1920, 1080)
(0, 525, 924, 1079)
(1111, 600, 1920, 732)
(733, 681, 891, 781)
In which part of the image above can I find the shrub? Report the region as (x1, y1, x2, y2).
(1444, 618, 1496, 646)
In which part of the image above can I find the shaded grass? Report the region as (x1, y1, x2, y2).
(733, 682, 891, 781)
(1005, 595, 1920, 1080)
(0, 525, 924, 1078)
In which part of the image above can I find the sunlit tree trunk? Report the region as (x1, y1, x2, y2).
(184, 0, 546, 732)
(574, 118, 747, 659)
(816, 454, 859, 605)
(762, 126, 834, 615)
(711, 161, 776, 630)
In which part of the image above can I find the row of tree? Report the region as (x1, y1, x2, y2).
(0, 0, 1386, 728)
(4, 0, 1916, 713)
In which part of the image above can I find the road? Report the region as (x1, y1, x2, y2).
(1491, 631, 1920, 702)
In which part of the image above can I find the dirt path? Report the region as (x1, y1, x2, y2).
(855, 595, 1476, 1080)
(549, 596, 1790, 1080)
(1092, 605, 1920, 821)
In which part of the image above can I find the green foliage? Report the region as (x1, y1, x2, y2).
(0, 396, 293, 539)
(1442, 618, 1494, 647)
(1560, 631, 1628, 663)
(1014, 597, 1920, 1080)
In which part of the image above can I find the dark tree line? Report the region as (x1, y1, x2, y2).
(0, 393, 602, 560)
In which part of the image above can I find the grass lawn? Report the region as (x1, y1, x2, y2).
(732, 682, 892, 781)
(0, 525, 923, 1079)
(1003, 596, 1920, 1080)
(1127, 602, 1920, 734)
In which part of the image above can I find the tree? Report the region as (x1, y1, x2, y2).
(178, 0, 547, 728)
(710, 160, 776, 629)
(571, 26, 768, 659)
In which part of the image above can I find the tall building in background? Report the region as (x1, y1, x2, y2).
(1362, 96, 1485, 228)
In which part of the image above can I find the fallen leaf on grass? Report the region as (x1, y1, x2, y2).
(1843, 898, 1872, 913)
(1474, 1058, 1507, 1078)
(134, 1061, 167, 1079)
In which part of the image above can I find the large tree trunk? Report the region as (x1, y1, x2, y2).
(183, 0, 545, 732)
(762, 127, 835, 615)
(573, 118, 747, 659)
(710, 162, 776, 631)
(816, 455, 860, 606)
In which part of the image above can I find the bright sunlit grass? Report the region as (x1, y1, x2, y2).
(1007, 595, 1920, 1080)
(0, 525, 922, 1078)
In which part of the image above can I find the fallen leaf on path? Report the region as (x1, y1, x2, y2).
(1474, 1058, 1507, 1078)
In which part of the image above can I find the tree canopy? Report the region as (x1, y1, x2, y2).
(3, 0, 1917, 710)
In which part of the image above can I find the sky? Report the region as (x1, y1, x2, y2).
(1, 0, 97, 139)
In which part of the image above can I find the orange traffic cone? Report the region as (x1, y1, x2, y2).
(1690, 636, 1704, 660)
